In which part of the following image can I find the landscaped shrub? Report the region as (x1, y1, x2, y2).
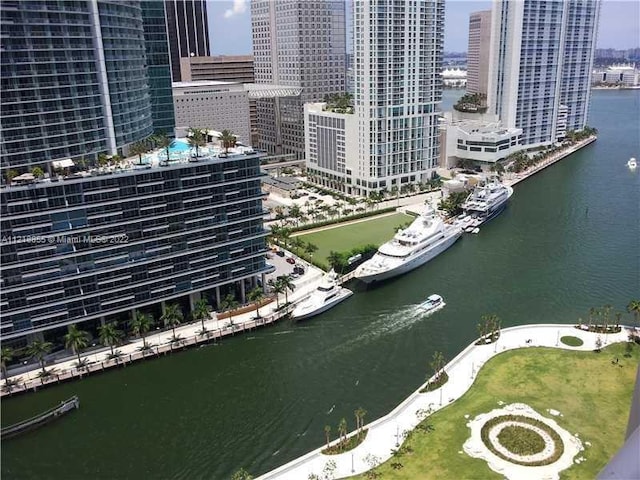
(420, 372, 449, 393)
(479, 414, 564, 466)
(560, 336, 584, 347)
(322, 429, 368, 455)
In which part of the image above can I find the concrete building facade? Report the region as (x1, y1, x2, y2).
(251, 0, 347, 158)
(173, 81, 251, 144)
(487, 0, 600, 148)
(467, 10, 492, 96)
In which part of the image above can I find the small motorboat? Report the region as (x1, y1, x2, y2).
(417, 294, 446, 314)
(472, 228, 480, 234)
(628, 157, 637, 170)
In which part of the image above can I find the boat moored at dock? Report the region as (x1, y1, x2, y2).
(354, 207, 463, 284)
(291, 271, 353, 321)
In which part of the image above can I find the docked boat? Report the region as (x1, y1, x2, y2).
(418, 294, 445, 314)
(628, 157, 637, 169)
(461, 178, 514, 225)
(354, 207, 463, 283)
(291, 270, 353, 321)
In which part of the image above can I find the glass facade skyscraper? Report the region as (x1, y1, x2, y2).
(142, 0, 176, 135)
(0, 0, 171, 175)
(1, 153, 268, 346)
(165, 0, 210, 82)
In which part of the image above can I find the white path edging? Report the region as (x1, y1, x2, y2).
(257, 323, 630, 480)
(463, 403, 583, 480)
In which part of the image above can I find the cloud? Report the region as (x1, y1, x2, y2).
(224, 0, 247, 19)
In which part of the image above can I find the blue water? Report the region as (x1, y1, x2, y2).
(169, 140, 191, 154)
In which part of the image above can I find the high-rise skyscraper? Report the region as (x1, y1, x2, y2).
(142, 1, 177, 135)
(352, 0, 444, 193)
(487, 0, 600, 147)
(0, 1, 266, 349)
(467, 10, 492, 96)
(305, 0, 445, 197)
(165, 0, 210, 82)
(0, 0, 158, 173)
(251, 0, 346, 158)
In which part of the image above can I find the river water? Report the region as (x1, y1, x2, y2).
(2, 89, 639, 480)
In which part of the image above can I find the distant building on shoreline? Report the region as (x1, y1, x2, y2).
(592, 64, 640, 88)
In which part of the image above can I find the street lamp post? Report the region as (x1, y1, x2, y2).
(351, 452, 354, 473)
(395, 423, 400, 447)
(471, 361, 475, 379)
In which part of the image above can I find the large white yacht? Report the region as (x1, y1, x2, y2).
(291, 270, 353, 321)
(461, 178, 514, 224)
(354, 208, 462, 284)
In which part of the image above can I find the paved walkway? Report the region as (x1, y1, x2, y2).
(257, 323, 630, 480)
(5, 260, 326, 388)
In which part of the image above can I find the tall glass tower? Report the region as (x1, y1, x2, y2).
(0, 0, 162, 175)
(488, 0, 600, 147)
(142, 0, 176, 135)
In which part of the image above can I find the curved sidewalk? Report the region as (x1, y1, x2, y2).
(257, 323, 631, 480)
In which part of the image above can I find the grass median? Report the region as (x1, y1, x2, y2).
(296, 213, 414, 265)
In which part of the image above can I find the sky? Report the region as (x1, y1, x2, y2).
(206, 0, 640, 55)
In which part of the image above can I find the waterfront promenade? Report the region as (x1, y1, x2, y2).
(2, 262, 326, 397)
(257, 323, 631, 480)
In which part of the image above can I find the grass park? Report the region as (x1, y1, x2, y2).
(351, 342, 640, 480)
(295, 212, 414, 266)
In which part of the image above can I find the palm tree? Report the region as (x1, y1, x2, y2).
(129, 141, 149, 165)
(338, 418, 348, 446)
(130, 311, 154, 348)
(217, 129, 236, 154)
(188, 127, 206, 157)
(193, 298, 212, 334)
(327, 251, 344, 274)
(154, 132, 172, 161)
(354, 407, 367, 435)
(430, 351, 445, 383)
(98, 323, 122, 356)
(1, 347, 13, 381)
(161, 303, 184, 339)
(304, 242, 318, 257)
(26, 340, 52, 374)
(221, 293, 239, 325)
(324, 425, 332, 447)
(230, 469, 253, 480)
(277, 275, 295, 305)
(247, 286, 265, 318)
(268, 279, 284, 309)
(64, 325, 90, 365)
(628, 300, 640, 325)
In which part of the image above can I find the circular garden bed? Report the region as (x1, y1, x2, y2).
(560, 336, 584, 347)
(480, 415, 565, 466)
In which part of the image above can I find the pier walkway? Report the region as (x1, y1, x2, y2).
(257, 323, 630, 480)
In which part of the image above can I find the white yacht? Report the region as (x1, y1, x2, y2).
(628, 157, 637, 170)
(354, 207, 462, 284)
(418, 294, 445, 314)
(291, 270, 353, 321)
(461, 178, 514, 224)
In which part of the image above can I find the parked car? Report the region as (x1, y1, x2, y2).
(286, 257, 296, 265)
(276, 250, 285, 257)
(293, 266, 305, 275)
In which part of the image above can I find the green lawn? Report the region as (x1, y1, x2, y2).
(351, 342, 640, 480)
(296, 213, 414, 264)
